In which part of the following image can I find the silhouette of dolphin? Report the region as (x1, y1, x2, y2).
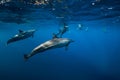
(24, 38, 74, 60)
(7, 29, 36, 45)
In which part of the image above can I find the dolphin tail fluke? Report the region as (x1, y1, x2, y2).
(7, 40, 10, 45)
(24, 54, 29, 61)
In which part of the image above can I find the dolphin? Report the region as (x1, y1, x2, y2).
(24, 38, 74, 60)
(7, 29, 36, 45)
(58, 23, 69, 38)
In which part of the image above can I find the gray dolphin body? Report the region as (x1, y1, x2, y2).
(24, 38, 74, 60)
(7, 29, 36, 45)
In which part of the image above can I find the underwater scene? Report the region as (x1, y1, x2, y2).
(0, 0, 120, 80)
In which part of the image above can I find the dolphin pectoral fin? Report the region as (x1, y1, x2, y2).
(32, 34, 34, 38)
(65, 43, 71, 51)
(19, 29, 24, 33)
(65, 45, 68, 51)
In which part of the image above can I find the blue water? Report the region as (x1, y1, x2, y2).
(0, 20, 120, 80)
(0, 0, 120, 80)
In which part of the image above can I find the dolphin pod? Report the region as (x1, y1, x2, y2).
(24, 38, 74, 60)
(7, 29, 36, 45)
(6, 28, 74, 61)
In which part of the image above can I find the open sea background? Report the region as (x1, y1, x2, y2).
(0, 0, 120, 80)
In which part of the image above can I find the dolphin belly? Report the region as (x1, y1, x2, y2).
(7, 37, 23, 44)
(7, 34, 33, 45)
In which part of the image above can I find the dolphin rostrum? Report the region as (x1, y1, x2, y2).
(7, 29, 36, 45)
(24, 38, 74, 60)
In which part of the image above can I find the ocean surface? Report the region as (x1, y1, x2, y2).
(0, 0, 120, 80)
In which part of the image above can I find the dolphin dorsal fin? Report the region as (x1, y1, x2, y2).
(19, 29, 24, 33)
(52, 33, 58, 39)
